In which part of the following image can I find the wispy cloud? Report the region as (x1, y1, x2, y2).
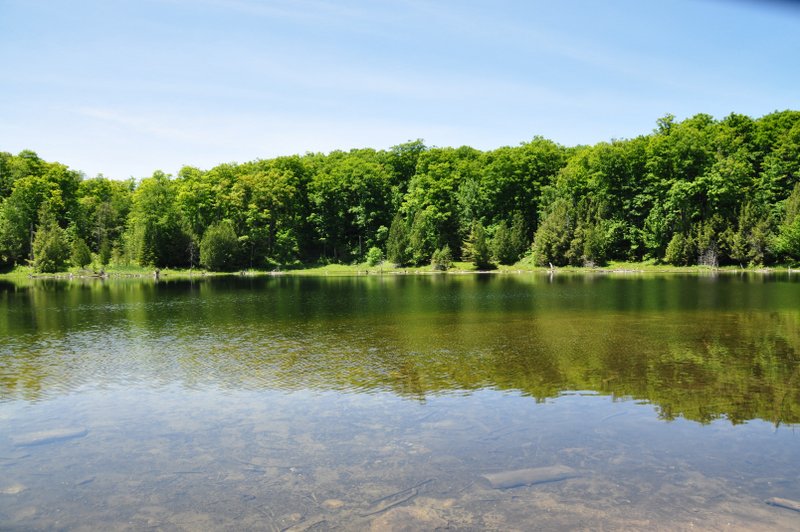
(76, 107, 214, 144)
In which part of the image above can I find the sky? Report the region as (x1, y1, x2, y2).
(0, 0, 798, 180)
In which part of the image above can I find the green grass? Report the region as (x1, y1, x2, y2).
(2, 259, 795, 280)
(1, 263, 221, 280)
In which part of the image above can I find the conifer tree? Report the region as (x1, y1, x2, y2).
(32, 206, 69, 273)
(70, 237, 92, 268)
(462, 221, 493, 269)
(385, 212, 411, 266)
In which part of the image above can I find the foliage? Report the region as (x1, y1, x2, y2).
(386, 211, 411, 266)
(509, 212, 530, 262)
(126, 171, 192, 268)
(308, 149, 392, 262)
(70, 237, 92, 268)
(31, 206, 69, 273)
(774, 183, 800, 263)
(408, 208, 438, 266)
(462, 221, 493, 269)
(200, 220, 239, 272)
(531, 199, 573, 266)
(2, 111, 800, 271)
(491, 220, 515, 265)
(366, 246, 384, 266)
(664, 232, 692, 266)
(431, 244, 452, 271)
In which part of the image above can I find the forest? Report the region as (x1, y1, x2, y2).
(1, 111, 799, 273)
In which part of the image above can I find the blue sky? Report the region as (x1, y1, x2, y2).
(0, 0, 798, 179)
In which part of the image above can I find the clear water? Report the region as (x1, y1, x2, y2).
(1, 273, 800, 530)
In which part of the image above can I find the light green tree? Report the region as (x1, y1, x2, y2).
(366, 246, 384, 266)
(774, 183, 800, 263)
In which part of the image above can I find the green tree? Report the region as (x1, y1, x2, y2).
(567, 220, 607, 266)
(0, 203, 24, 269)
(664, 232, 692, 266)
(386, 212, 411, 266)
(691, 219, 720, 267)
(480, 138, 566, 232)
(70, 237, 92, 268)
(462, 221, 493, 269)
(531, 199, 573, 266)
(31, 206, 69, 273)
(126, 171, 192, 267)
(200, 220, 239, 271)
(774, 183, 800, 263)
(491, 220, 516, 265)
(366, 246, 384, 266)
(509, 212, 529, 261)
(308, 149, 392, 262)
(406, 146, 480, 254)
(386, 140, 426, 205)
(431, 244, 452, 271)
(408, 208, 438, 265)
(226, 164, 303, 267)
(76, 176, 133, 260)
(98, 239, 112, 266)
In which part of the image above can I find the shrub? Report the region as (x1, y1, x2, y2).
(366, 246, 384, 266)
(431, 245, 452, 271)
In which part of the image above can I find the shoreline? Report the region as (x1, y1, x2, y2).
(2, 262, 798, 281)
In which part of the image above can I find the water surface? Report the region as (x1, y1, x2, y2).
(1, 273, 800, 530)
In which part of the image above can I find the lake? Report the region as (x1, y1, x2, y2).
(1, 273, 800, 530)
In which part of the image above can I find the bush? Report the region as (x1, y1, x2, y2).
(431, 245, 452, 271)
(366, 246, 384, 266)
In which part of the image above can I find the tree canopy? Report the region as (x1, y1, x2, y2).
(2, 111, 800, 272)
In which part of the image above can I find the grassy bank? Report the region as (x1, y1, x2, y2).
(2, 259, 794, 281)
(0, 264, 224, 280)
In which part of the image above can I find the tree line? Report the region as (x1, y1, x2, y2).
(1, 111, 799, 273)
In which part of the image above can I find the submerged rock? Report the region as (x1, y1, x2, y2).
(12, 427, 88, 447)
(0, 483, 27, 495)
(369, 506, 447, 531)
(480, 465, 579, 489)
(766, 497, 800, 512)
(321, 499, 345, 510)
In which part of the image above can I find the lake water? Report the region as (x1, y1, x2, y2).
(1, 273, 800, 530)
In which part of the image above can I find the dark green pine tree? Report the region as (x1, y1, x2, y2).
(385, 211, 411, 266)
(32, 206, 70, 273)
(462, 221, 494, 269)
